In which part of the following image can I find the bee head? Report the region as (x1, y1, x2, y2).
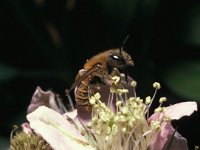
(107, 49, 134, 73)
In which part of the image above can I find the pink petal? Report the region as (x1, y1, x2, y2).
(148, 112, 164, 122)
(149, 122, 174, 150)
(149, 122, 189, 150)
(168, 132, 188, 150)
(165, 102, 197, 120)
(27, 106, 94, 150)
(148, 101, 196, 150)
(27, 86, 62, 114)
(21, 122, 32, 134)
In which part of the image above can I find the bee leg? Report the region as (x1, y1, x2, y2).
(111, 68, 121, 77)
(89, 75, 105, 85)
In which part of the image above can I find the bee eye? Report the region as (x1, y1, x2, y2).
(110, 55, 125, 64)
(112, 55, 119, 59)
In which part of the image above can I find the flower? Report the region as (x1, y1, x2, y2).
(148, 102, 197, 150)
(27, 106, 95, 150)
(10, 77, 198, 150)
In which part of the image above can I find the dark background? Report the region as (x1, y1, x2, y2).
(1, 0, 200, 149)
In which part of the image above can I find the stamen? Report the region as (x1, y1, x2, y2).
(145, 82, 161, 118)
(65, 89, 75, 111)
(87, 77, 166, 150)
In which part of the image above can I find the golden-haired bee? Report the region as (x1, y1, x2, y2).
(68, 48, 134, 111)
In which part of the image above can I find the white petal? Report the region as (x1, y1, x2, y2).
(27, 106, 95, 150)
(64, 109, 77, 120)
(165, 102, 197, 120)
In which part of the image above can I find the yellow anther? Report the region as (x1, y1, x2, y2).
(119, 115, 127, 122)
(133, 102, 138, 108)
(87, 121, 92, 128)
(151, 121, 161, 130)
(139, 99, 143, 104)
(114, 116, 119, 123)
(159, 97, 167, 103)
(89, 97, 96, 105)
(117, 89, 129, 94)
(100, 103, 106, 109)
(106, 127, 111, 135)
(94, 92, 101, 100)
(116, 101, 122, 107)
(136, 97, 140, 102)
(145, 96, 151, 105)
(153, 82, 161, 89)
(129, 97, 135, 102)
(112, 76, 120, 84)
(163, 116, 171, 122)
(154, 107, 163, 113)
(131, 80, 137, 87)
(92, 116, 98, 122)
(121, 107, 129, 115)
(122, 127, 127, 133)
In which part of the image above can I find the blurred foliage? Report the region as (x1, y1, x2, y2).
(0, 64, 19, 82)
(1, 0, 200, 149)
(163, 61, 200, 100)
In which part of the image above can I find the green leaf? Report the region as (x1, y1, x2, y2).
(163, 61, 200, 101)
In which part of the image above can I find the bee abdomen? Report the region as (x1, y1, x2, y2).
(75, 77, 91, 107)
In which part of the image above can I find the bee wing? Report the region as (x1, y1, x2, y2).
(75, 69, 88, 81)
(67, 65, 100, 93)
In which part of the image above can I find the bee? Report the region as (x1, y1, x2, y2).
(67, 48, 134, 111)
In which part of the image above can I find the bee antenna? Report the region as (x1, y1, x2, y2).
(120, 34, 130, 55)
(120, 34, 130, 84)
